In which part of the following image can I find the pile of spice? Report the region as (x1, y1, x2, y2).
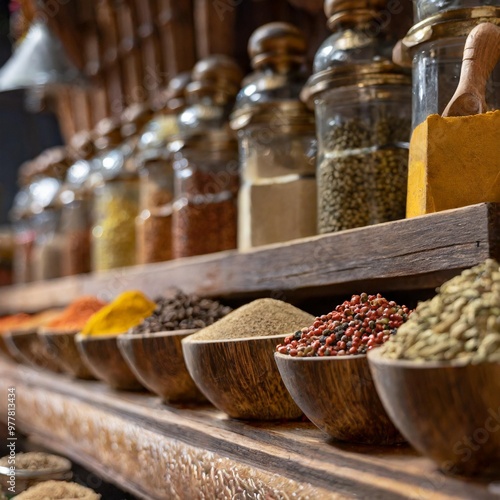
(9, 309, 64, 332)
(380, 259, 500, 363)
(318, 117, 410, 233)
(130, 291, 232, 334)
(0, 313, 31, 334)
(276, 294, 411, 356)
(44, 296, 106, 332)
(81, 290, 155, 336)
(0, 452, 69, 471)
(188, 298, 314, 341)
(15, 481, 100, 500)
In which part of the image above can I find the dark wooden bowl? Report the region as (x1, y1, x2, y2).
(117, 329, 207, 404)
(39, 329, 96, 380)
(182, 334, 302, 420)
(275, 352, 404, 445)
(75, 333, 145, 391)
(4, 329, 64, 373)
(368, 348, 500, 478)
(0, 334, 17, 362)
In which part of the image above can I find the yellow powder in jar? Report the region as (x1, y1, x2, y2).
(81, 290, 155, 336)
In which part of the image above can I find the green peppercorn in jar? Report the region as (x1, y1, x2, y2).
(302, 0, 412, 234)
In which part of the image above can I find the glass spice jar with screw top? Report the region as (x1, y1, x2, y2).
(172, 56, 242, 258)
(135, 73, 191, 264)
(413, 0, 499, 23)
(10, 160, 38, 284)
(91, 117, 139, 271)
(29, 147, 71, 281)
(302, 0, 412, 234)
(58, 130, 96, 277)
(230, 23, 317, 250)
(395, 6, 500, 128)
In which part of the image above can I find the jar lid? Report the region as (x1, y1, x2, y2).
(395, 6, 500, 64)
(92, 117, 122, 150)
(10, 187, 33, 221)
(186, 55, 243, 102)
(301, 60, 411, 107)
(121, 103, 154, 138)
(36, 147, 71, 181)
(231, 23, 314, 131)
(70, 130, 95, 160)
(249, 22, 307, 69)
(165, 72, 192, 112)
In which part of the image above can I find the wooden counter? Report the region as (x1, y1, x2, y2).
(0, 361, 497, 500)
(1, 203, 499, 313)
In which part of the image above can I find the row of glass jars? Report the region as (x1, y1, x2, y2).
(12, 0, 500, 282)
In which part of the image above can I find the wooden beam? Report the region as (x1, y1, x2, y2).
(1, 204, 499, 313)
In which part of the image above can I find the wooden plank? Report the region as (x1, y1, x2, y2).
(1, 204, 499, 313)
(0, 362, 496, 500)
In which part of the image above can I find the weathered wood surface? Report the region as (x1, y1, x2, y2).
(0, 362, 497, 500)
(1, 204, 499, 314)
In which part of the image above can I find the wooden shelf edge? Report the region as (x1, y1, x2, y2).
(1, 203, 499, 313)
(0, 362, 496, 500)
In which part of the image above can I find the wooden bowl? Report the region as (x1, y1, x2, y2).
(368, 348, 500, 478)
(38, 329, 96, 380)
(182, 334, 302, 420)
(117, 329, 207, 404)
(3, 329, 64, 373)
(275, 352, 404, 445)
(75, 333, 145, 391)
(0, 335, 17, 362)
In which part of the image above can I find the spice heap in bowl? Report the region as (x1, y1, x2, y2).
(182, 298, 314, 419)
(275, 293, 412, 444)
(277, 293, 411, 357)
(14, 480, 100, 500)
(369, 259, 500, 477)
(76, 291, 156, 390)
(119, 291, 232, 403)
(38, 296, 107, 379)
(0, 452, 72, 496)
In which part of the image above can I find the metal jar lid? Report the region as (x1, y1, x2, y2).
(231, 23, 314, 132)
(394, 6, 500, 66)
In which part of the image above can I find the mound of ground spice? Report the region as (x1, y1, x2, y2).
(0, 452, 69, 471)
(188, 299, 314, 341)
(14, 480, 100, 499)
(44, 296, 107, 332)
(0, 314, 31, 334)
(10, 309, 64, 332)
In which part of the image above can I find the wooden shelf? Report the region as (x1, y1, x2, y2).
(2, 203, 500, 314)
(0, 360, 497, 500)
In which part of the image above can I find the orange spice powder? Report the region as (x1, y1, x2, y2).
(45, 296, 107, 332)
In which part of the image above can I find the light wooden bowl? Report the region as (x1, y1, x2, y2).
(368, 348, 500, 477)
(182, 334, 302, 420)
(4, 329, 64, 373)
(75, 333, 145, 391)
(117, 329, 207, 404)
(39, 329, 95, 380)
(275, 352, 404, 445)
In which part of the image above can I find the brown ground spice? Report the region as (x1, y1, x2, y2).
(0, 452, 68, 471)
(14, 480, 100, 499)
(188, 298, 314, 341)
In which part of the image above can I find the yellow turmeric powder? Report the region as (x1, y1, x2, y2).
(81, 290, 155, 336)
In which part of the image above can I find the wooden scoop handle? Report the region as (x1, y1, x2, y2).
(442, 22, 500, 117)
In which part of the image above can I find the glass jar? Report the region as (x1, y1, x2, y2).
(172, 56, 242, 258)
(399, 7, 500, 127)
(28, 148, 70, 282)
(136, 74, 190, 264)
(10, 185, 35, 284)
(302, 1, 412, 234)
(231, 23, 317, 250)
(91, 117, 139, 271)
(413, 0, 498, 22)
(172, 135, 239, 258)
